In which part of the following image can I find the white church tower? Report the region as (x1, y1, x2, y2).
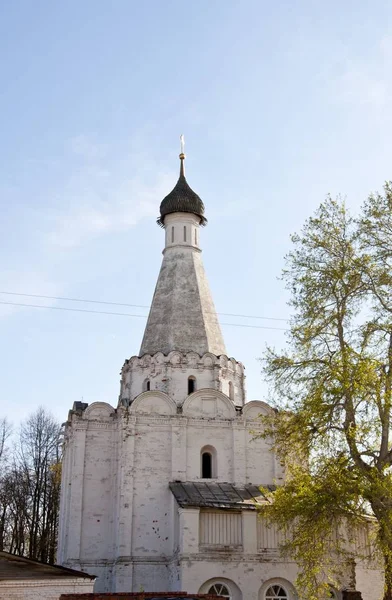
(57, 142, 379, 600)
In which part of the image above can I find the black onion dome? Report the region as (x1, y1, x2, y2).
(157, 160, 207, 227)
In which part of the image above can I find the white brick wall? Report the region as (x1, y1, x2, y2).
(0, 578, 94, 600)
(58, 387, 383, 599)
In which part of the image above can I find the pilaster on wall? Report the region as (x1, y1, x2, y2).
(172, 423, 187, 481)
(242, 511, 258, 554)
(115, 418, 136, 558)
(57, 426, 73, 563)
(179, 508, 200, 554)
(232, 425, 246, 485)
(66, 423, 87, 561)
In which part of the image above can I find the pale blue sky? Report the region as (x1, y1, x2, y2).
(1, 1, 392, 425)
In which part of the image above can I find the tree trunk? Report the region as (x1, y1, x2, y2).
(373, 508, 392, 600)
(383, 551, 392, 600)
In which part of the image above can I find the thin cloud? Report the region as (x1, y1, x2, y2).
(69, 135, 107, 161)
(335, 36, 392, 110)
(0, 272, 63, 319)
(47, 136, 176, 248)
(0, 135, 177, 320)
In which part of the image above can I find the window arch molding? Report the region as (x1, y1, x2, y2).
(200, 445, 217, 479)
(259, 578, 297, 600)
(198, 577, 241, 600)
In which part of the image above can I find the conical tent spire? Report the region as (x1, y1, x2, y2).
(140, 141, 226, 357)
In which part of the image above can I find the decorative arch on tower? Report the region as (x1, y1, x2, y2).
(167, 350, 183, 366)
(201, 352, 219, 367)
(83, 402, 115, 420)
(130, 391, 176, 416)
(242, 400, 275, 420)
(182, 389, 237, 419)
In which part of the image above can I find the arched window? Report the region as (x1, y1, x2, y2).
(228, 381, 234, 401)
(265, 585, 288, 599)
(171, 226, 174, 243)
(202, 452, 212, 478)
(184, 225, 187, 242)
(201, 445, 217, 478)
(208, 583, 231, 599)
(188, 376, 196, 394)
(143, 379, 150, 392)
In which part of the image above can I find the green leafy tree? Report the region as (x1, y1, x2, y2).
(259, 184, 392, 600)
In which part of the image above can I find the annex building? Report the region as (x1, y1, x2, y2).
(0, 550, 95, 599)
(57, 145, 383, 600)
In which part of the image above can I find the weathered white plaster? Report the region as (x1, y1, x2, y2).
(139, 212, 226, 357)
(58, 396, 284, 591)
(58, 192, 384, 599)
(0, 578, 94, 600)
(355, 561, 384, 600)
(120, 351, 246, 407)
(58, 395, 382, 599)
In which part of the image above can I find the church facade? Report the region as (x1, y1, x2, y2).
(57, 148, 383, 600)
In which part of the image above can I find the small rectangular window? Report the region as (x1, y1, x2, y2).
(202, 452, 212, 478)
(171, 226, 174, 243)
(188, 377, 196, 394)
(184, 226, 187, 242)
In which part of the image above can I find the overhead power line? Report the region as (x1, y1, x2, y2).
(0, 300, 288, 332)
(0, 301, 146, 319)
(0, 291, 289, 322)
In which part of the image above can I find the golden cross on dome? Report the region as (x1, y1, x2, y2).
(179, 134, 186, 175)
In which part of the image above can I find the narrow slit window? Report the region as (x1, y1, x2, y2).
(201, 445, 217, 478)
(188, 376, 196, 394)
(146, 380, 150, 391)
(202, 452, 212, 478)
(195, 229, 197, 245)
(171, 226, 174, 243)
(184, 225, 187, 242)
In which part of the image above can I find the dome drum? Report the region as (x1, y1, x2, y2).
(119, 351, 245, 407)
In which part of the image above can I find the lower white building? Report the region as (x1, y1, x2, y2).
(57, 148, 384, 600)
(0, 550, 95, 600)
